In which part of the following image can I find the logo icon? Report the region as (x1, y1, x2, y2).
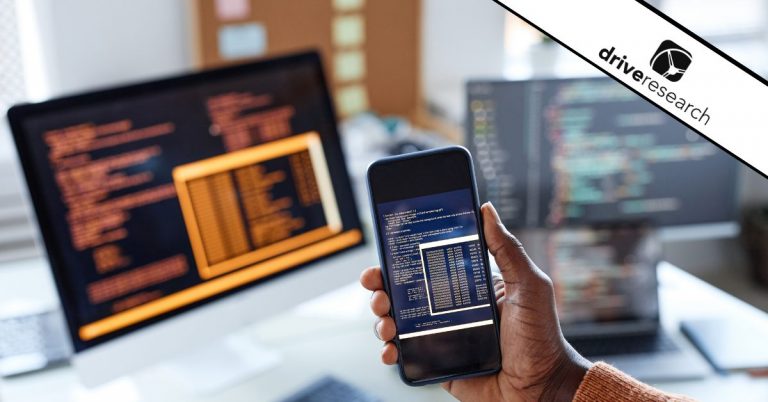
(650, 40, 692, 82)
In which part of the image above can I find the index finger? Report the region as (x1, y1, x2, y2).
(360, 266, 384, 291)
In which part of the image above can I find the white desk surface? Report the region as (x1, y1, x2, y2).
(1, 256, 768, 402)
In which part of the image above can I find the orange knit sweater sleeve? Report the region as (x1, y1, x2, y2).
(573, 362, 696, 402)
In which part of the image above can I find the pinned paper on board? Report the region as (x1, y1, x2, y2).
(218, 23, 267, 60)
(333, 0, 365, 12)
(334, 51, 366, 82)
(214, 0, 251, 21)
(191, 0, 420, 120)
(333, 15, 365, 47)
(336, 84, 369, 116)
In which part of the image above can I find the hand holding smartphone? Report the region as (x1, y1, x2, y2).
(367, 146, 502, 385)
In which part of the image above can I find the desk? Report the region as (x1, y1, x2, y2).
(1, 257, 768, 402)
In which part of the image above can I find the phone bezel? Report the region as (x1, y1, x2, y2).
(366, 146, 502, 386)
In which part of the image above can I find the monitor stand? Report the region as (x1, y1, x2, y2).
(158, 333, 281, 395)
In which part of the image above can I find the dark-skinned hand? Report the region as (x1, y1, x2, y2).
(360, 202, 591, 402)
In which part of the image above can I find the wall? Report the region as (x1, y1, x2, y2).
(421, 0, 506, 123)
(32, 0, 192, 97)
(31, 0, 506, 122)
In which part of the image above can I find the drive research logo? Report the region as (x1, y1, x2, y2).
(598, 44, 711, 126)
(650, 40, 692, 82)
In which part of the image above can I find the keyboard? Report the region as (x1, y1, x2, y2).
(280, 376, 381, 402)
(0, 308, 71, 376)
(568, 332, 680, 357)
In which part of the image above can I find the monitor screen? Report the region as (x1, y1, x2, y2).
(9, 52, 363, 351)
(466, 77, 739, 229)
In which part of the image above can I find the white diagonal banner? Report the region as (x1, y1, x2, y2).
(492, 0, 768, 177)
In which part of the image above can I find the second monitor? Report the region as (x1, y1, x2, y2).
(466, 77, 739, 232)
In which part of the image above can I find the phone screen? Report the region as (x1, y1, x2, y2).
(368, 148, 501, 384)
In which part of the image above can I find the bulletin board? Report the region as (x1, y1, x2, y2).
(189, 0, 422, 120)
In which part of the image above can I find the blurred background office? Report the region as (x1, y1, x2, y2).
(1, 0, 768, 401)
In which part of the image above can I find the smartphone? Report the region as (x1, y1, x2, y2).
(367, 146, 502, 385)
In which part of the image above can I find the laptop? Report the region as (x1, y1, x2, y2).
(519, 225, 711, 381)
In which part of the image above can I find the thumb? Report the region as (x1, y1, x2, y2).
(481, 202, 534, 287)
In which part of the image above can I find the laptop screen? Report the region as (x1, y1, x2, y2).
(535, 226, 661, 336)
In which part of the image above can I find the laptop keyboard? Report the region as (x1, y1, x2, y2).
(0, 314, 46, 357)
(0, 310, 71, 376)
(568, 332, 680, 357)
(279, 376, 381, 402)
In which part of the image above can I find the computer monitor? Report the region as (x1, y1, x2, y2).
(465, 77, 740, 239)
(8, 51, 367, 387)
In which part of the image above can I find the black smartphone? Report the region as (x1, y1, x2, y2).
(367, 146, 502, 385)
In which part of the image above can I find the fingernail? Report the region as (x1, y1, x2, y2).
(373, 319, 382, 340)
